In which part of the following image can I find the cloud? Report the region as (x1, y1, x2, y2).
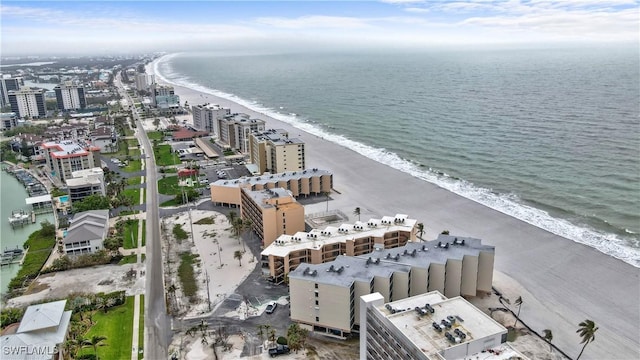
(404, 7, 430, 13)
(255, 15, 372, 29)
(379, 0, 425, 4)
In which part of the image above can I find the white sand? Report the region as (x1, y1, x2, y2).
(149, 59, 639, 359)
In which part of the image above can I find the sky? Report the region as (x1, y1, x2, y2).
(1, 0, 638, 56)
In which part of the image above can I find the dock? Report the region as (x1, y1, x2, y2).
(0, 246, 28, 267)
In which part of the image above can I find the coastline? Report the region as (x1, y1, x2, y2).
(148, 58, 639, 359)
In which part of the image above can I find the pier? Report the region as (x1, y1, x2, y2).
(0, 246, 28, 267)
(8, 209, 32, 227)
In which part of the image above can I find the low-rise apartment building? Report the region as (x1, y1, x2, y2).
(65, 168, 105, 204)
(261, 214, 417, 283)
(249, 129, 306, 174)
(288, 235, 495, 338)
(240, 187, 305, 247)
(1, 112, 18, 131)
(210, 168, 333, 207)
(360, 291, 524, 360)
(42, 140, 100, 183)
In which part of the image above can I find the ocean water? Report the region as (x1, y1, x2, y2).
(155, 48, 640, 267)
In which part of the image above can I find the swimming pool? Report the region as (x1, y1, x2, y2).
(59, 195, 69, 203)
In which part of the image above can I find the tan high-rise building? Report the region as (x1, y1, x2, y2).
(210, 168, 333, 207)
(359, 291, 525, 360)
(249, 129, 306, 174)
(288, 235, 495, 338)
(240, 187, 305, 247)
(261, 214, 417, 283)
(218, 113, 265, 153)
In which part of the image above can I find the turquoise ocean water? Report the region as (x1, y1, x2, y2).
(155, 47, 639, 267)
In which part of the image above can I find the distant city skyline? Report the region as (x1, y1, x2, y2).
(1, 0, 638, 56)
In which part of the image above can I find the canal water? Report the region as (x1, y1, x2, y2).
(0, 166, 54, 296)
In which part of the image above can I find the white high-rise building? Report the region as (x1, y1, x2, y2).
(0, 75, 24, 108)
(192, 103, 230, 134)
(54, 82, 87, 111)
(8, 87, 47, 119)
(135, 73, 155, 91)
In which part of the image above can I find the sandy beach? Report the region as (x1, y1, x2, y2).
(149, 59, 639, 359)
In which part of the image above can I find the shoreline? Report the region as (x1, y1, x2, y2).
(148, 58, 639, 359)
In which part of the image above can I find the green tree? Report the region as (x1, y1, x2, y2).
(83, 335, 107, 359)
(417, 223, 425, 240)
(543, 329, 553, 352)
(234, 250, 243, 266)
(73, 195, 111, 212)
(513, 296, 523, 327)
(40, 220, 56, 237)
(576, 319, 598, 360)
(353, 207, 361, 221)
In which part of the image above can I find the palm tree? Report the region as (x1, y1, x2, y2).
(257, 324, 266, 342)
(417, 223, 425, 240)
(576, 319, 598, 360)
(226, 210, 237, 225)
(84, 335, 107, 359)
(513, 296, 523, 327)
(542, 329, 553, 352)
(234, 250, 243, 266)
(353, 207, 361, 221)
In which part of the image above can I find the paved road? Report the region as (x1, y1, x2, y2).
(116, 74, 169, 359)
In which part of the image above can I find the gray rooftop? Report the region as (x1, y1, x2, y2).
(290, 255, 412, 287)
(244, 188, 294, 209)
(213, 168, 332, 188)
(252, 129, 304, 146)
(358, 235, 494, 269)
(289, 235, 493, 287)
(64, 209, 109, 245)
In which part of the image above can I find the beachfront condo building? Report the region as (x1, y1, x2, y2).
(135, 73, 155, 91)
(63, 209, 109, 255)
(287, 235, 495, 338)
(0, 75, 24, 107)
(359, 291, 523, 360)
(217, 113, 266, 153)
(1, 112, 18, 131)
(192, 103, 231, 134)
(249, 129, 306, 174)
(65, 167, 106, 204)
(261, 214, 417, 283)
(210, 168, 333, 207)
(54, 81, 87, 111)
(240, 187, 305, 247)
(7, 87, 47, 119)
(42, 140, 101, 183)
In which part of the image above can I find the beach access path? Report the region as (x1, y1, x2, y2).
(149, 60, 639, 360)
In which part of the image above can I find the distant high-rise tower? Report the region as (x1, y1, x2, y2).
(54, 81, 87, 111)
(8, 87, 46, 119)
(1, 75, 24, 108)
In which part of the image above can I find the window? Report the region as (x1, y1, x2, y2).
(315, 300, 319, 305)
(315, 283, 318, 289)
(316, 317, 319, 322)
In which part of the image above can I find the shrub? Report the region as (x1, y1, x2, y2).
(1, 307, 25, 328)
(277, 336, 288, 345)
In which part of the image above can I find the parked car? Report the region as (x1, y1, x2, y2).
(268, 345, 290, 357)
(265, 302, 277, 314)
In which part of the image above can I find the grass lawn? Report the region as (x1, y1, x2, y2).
(157, 176, 181, 195)
(178, 253, 199, 299)
(155, 144, 181, 166)
(79, 296, 134, 360)
(112, 139, 130, 156)
(127, 139, 140, 147)
(129, 148, 141, 157)
(141, 220, 146, 246)
(123, 159, 142, 172)
(127, 176, 142, 185)
(138, 295, 144, 359)
(119, 210, 138, 216)
(123, 220, 139, 249)
(118, 254, 137, 265)
(147, 131, 164, 141)
(160, 198, 180, 207)
(123, 188, 141, 205)
(124, 127, 135, 136)
(160, 167, 177, 173)
(8, 229, 55, 291)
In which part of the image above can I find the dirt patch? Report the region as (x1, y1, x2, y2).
(24, 280, 49, 295)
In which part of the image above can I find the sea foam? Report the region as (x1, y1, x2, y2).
(154, 54, 640, 268)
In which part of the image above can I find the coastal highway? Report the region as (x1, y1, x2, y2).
(116, 73, 170, 359)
